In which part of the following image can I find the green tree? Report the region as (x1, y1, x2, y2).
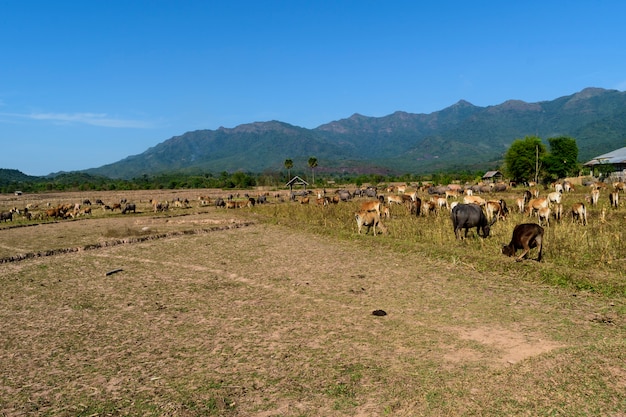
(308, 156, 318, 185)
(543, 136, 579, 179)
(504, 136, 547, 183)
(284, 159, 293, 179)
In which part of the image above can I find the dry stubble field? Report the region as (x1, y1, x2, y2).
(0, 188, 624, 416)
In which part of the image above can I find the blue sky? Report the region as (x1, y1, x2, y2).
(2, 1, 626, 176)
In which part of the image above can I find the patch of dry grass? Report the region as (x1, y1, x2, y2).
(0, 188, 624, 416)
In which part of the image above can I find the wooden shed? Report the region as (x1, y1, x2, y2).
(482, 170, 503, 183)
(286, 176, 309, 192)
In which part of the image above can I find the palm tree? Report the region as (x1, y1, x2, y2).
(308, 157, 318, 185)
(284, 159, 293, 179)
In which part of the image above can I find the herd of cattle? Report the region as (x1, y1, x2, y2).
(351, 180, 624, 261)
(1, 179, 624, 261)
(0, 197, 184, 222)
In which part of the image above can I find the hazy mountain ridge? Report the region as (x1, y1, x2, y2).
(47, 87, 626, 178)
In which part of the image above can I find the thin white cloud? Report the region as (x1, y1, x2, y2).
(0, 111, 155, 128)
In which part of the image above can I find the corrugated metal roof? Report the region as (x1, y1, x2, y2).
(584, 146, 626, 166)
(482, 170, 502, 178)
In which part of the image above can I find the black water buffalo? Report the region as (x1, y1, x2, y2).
(366, 187, 378, 197)
(336, 190, 352, 202)
(502, 223, 544, 262)
(121, 203, 136, 214)
(0, 211, 13, 222)
(450, 203, 490, 239)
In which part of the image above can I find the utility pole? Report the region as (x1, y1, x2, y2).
(534, 145, 539, 184)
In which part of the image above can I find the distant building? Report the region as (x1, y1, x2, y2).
(584, 147, 626, 180)
(285, 176, 309, 191)
(482, 170, 503, 183)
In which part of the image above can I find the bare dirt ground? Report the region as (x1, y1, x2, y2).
(0, 191, 624, 416)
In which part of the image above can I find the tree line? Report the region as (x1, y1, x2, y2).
(503, 135, 604, 185)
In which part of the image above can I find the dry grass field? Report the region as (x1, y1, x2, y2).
(0, 186, 624, 416)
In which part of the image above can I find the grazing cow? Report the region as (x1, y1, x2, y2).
(609, 191, 619, 208)
(547, 191, 562, 205)
(478, 185, 493, 194)
(463, 195, 486, 206)
(407, 198, 421, 216)
(46, 207, 64, 218)
(431, 196, 449, 211)
(445, 189, 460, 199)
(450, 203, 491, 240)
(421, 200, 437, 216)
(591, 189, 600, 206)
(226, 200, 252, 209)
(525, 198, 548, 217)
(501, 223, 544, 262)
(493, 183, 508, 192)
(336, 190, 352, 202)
(563, 181, 572, 193)
(523, 190, 532, 204)
(387, 195, 404, 205)
(0, 211, 13, 222)
(363, 187, 378, 198)
(537, 207, 551, 227)
(79, 207, 92, 216)
(401, 194, 414, 203)
(554, 183, 564, 193)
(121, 203, 136, 214)
(152, 201, 163, 212)
(553, 203, 563, 223)
(360, 200, 382, 216)
(405, 190, 419, 202)
(571, 203, 587, 225)
(355, 210, 387, 236)
(529, 187, 540, 198)
(316, 196, 330, 206)
(485, 199, 508, 222)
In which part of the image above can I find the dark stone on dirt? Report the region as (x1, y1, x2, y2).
(372, 309, 387, 316)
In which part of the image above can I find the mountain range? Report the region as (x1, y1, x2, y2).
(74, 87, 625, 179)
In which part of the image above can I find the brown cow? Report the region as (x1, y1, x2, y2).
(525, 198, 548, 217)
(571, 203, 587, 225)
(502, 223, 544, 262)
(387, 195, 403, 205)
(485, 199, 508, 222)
(553, 203, 563, 223)
(360, 200, 382, 216)
(590, 189, 600, 206)
(609, 191, 619, 209)
(537, 207, 550, 227)
(463, 195, 486, 206)
(355, 210, 387, 236)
